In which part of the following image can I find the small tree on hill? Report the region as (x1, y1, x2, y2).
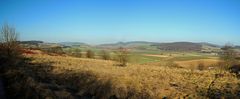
(115, 47, 129, 66)
(86, 50, 95, 58)
(101, 50, 110, 60)
(0, 23, 22, 66)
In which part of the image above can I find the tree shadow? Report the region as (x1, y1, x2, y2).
(196, 80, 240, 99)
(2, 57, 141, 99)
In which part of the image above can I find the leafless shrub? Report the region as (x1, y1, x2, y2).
(0, 23, 22, 66)
(115, 47, 129, 66)
(100, 50, 110, 60)
(197, 62, 205, 71)
(86, 50, 95, 58)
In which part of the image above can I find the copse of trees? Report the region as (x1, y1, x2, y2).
(44, 46, 65, 55)
(0, 23, 22, 66)
(100, 50, 110, 60)
(86, 50, 95, 58)
(65, 48, 82, 58)
(115, 47, 129, 66)
(72, 48, 82, 58)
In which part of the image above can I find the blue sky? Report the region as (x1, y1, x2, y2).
(0, 0, 240, 45)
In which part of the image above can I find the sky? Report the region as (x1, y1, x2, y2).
(0, 0, 240, 45)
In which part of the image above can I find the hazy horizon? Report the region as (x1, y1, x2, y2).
(20, 40, 236, 46)
(1, 0, 240, 45)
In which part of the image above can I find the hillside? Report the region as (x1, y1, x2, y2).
(151, 42, 202, 51)
(3, 51, 239, 99)
(97, 41, 158, 50)
(97, 41, 221, 52)
(59, 42, 90, 47)
(20, 41, 222, 52)
(20, 40, 44, 45)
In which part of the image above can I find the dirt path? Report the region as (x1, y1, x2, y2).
(0, 78, 6, 99)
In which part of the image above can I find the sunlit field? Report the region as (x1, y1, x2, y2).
(3, 50, 238, 98)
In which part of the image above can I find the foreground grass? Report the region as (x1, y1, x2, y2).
(3, 51, 240, 99)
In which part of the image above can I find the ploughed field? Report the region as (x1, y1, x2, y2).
(5, 50, 240, 99)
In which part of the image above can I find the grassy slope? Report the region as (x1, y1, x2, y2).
(19, 53, 240, 99)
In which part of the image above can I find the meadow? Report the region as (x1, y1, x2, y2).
(64, 47, 220, 70)
(3, 49, 239, 99)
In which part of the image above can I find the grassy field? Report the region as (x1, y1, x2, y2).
(64, 47, 219, 66)
(3, 50, 239, 99)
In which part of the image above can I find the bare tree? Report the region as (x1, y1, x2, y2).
(0, 23, 22, 65)
(86, 50, 95, 58)
(115, 47, 129, 66)
(100, 50, 110, 60)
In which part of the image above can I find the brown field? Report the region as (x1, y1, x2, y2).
(144, 54, 170, 58)
(175, 59, 221, 69)
(6, 50, 237, 99)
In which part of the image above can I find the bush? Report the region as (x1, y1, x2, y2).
(100, 50, 110, 60)
(166, 61, 181, 68)
(115, 47, 129, 66)
(229, 64, 240, 76)
(86, 50, 95, 58)
(0, 23, 22, 66)
(197, 62, 205, 71)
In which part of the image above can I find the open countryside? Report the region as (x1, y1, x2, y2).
(1, 0, 240, 99)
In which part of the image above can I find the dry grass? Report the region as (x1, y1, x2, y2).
(4, 50, 240, 99)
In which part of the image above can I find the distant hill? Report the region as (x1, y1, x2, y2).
(59, 42, 90, 47)
(20, 40, 222, 52)
(20, 40, 44, 45)
(20, 40, 66, 49)
(97, 41, 221, 51)
(151, 42, 202, 51)
(97, 41, 158, 49)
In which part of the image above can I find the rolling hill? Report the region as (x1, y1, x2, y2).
(20, 41, 224, 52)
(97, 41, 221, 52)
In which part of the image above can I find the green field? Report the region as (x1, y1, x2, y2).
(63, 47, 219, 66)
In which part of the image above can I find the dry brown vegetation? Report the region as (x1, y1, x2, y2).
(86, 50, 95, 58)
(115, 47, 129, 66)
(3, 50, 240, 99)
(0, 23, 22, 66)
(100, 50, 111, 60)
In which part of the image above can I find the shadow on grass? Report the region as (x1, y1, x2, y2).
(3, 56, 240, 99)
(195, 78, 240, 99)
(2, 57, 145, 99)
